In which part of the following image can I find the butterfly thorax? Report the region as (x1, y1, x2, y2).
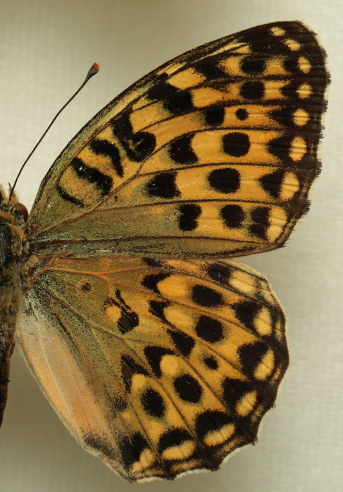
(0, 190, 27, 425)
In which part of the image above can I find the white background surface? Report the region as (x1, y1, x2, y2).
(0, 1, 342, 491)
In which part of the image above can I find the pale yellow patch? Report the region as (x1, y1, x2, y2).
(267, 208, 287, 242)
(157, 275, 188, 300)
(220, 56, 243, 76)
(163, 305, 195, 330)
(130, 102, 166, 132)
(203, 423, 235, 446)
(105, 303, 121, 323)
(169, 68, 206, 89)
(191, 87, 224, 107)
(162, 440, 195, 460)
(280, 172, 300, 200)
(264, 58, 288, 76)
(230, 271, 256, 295)
(236, 391, 257, 416)
(131, 374, 148, 391)
(132, 96, 150, 111)
(131, 449, 155, 473)
(298, 56, 311, 73)
(284, 38, 301, 51)
(270, 26, 285, 36)
(290, 136, 307, 161)
(262, 80, 289, 100)
(254, 350, 275, 380)
(293, 108, 309, 126)
(297, 83, 312, 99)
(271, 365, 283, 384)
(160, 355, 181, 376)
(254, 307, 272, 336)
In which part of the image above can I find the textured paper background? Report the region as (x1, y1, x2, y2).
(0, 1, 342, 491)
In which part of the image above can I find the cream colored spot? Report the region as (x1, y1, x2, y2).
(271, 26, 285, 36)
(105, 303, 121, 323)
(267, 207, 287, 242)
(290, 136, 307, 161)
(203, 423, 235, 446)
(131, 374, 148, 391)
(293, 108, 309, 126)
(230, 271, 256, 295)
(274, 319, 283, 340)
(284, 38, 301, 51)
(192, 87, 224, 107)
(169, 68, 206, 90)
(297, 83, 312, 99)
(160, 355, 181, 376)
(254, 307, 272, 336)
(164, 306, 194, 330)
(298, 56, 311, 73)
(162, 440, 195, 460)
(236, 391, 257, 416)
(280, 172, 300, 200)
(131, 449, 155, 473)
(254, 350, 275, 380)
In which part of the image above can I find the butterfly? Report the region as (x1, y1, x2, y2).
(0, 21, 329, 482)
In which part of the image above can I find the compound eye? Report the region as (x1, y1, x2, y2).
(12, 203, 29, 222)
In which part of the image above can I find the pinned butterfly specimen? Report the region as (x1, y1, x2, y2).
(0, 21, 329, 482)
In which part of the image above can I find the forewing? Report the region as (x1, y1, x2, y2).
(26, 21, 329, 259)
(17, 257, 287, 481)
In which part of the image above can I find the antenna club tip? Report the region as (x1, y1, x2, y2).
(87, 63, 100, 79)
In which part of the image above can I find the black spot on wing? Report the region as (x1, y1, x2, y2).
(141, 388, 166, 419)
(71, 157, 113, 196)
(240, 81, 265, 100)
(196, 410, 233, 441)
(173, 374, 203, 403)
(169, 134, 198, 165)
(119, 432, 149, 469)
(90, 139, 123, 177)
(222, 132, 250, 157)
(195, 60, 227, 79)
(56, 185, 85, 208)
(208, 167, 240, 194)
(148, 300, 169, 323)
(142, 258, 164, 268)
(203, 356, 218, 370)
(232, 300, 261, 333)
(142, 273, 171, 294)
(146, 172, 180, 199)
(167, 329, 195, 357)
(204, 106, 225, 126)
(222, 377, 257, 412)
(236, 108, 248, 121)
(259, 170, 285, 198)
(241, 56, 266, 74)
(220, 204, 245, 228)
(165, 91, 194, 116)
(192, 285, 223, 307)
(207, 262, 231, 284)
(238, 341, 270, 378)
(178, 204, 201, 231)
(111, 113, 156, 162)
(144, 346, 175, 378)
(249, 206, 270, 239)
(121, 355, 149, 392)
(195, 315, 224, 343)
(158, 428, 193, 454)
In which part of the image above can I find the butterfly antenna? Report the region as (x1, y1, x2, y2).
(9, 63, 100, 202)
